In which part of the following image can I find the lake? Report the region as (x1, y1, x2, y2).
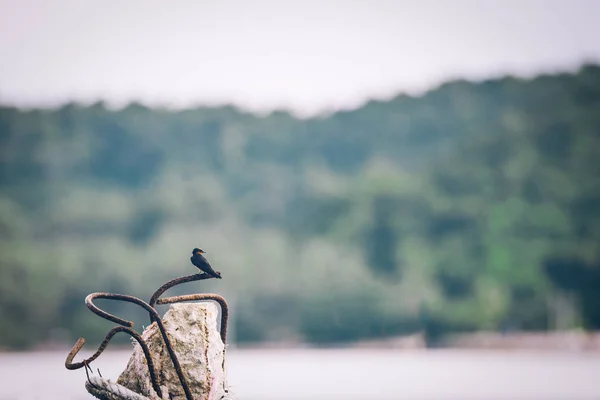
(0, 348, 599, 399)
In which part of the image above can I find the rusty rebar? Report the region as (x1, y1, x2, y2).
(149, 273, 213, 309)
(66, 337, 86, 368)
(85, 292, 194, 400)
(66, 272, 228, 400)
(65, 326, 163, 398)
(156, 294, 229, 344)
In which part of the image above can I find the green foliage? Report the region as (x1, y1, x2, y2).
(1, 64, 600, 349)
(299, 288, 420, 343)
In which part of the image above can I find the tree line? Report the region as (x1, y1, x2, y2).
(0, 64, 599, 349)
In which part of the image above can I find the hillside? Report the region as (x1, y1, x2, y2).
(1, 64, 599, 349)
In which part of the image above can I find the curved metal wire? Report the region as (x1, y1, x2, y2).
(149, 273, 212, 308)
(64, 272, 227, 400)
(64, 326, 163, 398)
(85, 292, 194, 400)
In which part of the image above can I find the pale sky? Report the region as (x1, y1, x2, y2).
(0, 0, 599, 116)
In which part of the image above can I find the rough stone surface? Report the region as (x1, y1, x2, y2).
(117, 303, 226, 400)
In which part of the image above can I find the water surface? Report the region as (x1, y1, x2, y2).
(1, 348, 599, 399)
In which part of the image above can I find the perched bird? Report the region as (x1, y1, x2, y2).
(190, 248, 222, 279)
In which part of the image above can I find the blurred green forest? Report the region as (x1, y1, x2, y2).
(1, 64, 600, 350)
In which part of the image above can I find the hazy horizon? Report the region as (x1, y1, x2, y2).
(1, 0, 600, 117)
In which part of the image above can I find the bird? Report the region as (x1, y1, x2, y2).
(190, 248, 222, 279)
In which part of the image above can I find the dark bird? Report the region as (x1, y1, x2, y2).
(191, 248, 222, 279)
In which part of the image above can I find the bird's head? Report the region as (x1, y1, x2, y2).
(192, 248, 206, 255)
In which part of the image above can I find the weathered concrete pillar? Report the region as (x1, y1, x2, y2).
(117, 302, 228, 400)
